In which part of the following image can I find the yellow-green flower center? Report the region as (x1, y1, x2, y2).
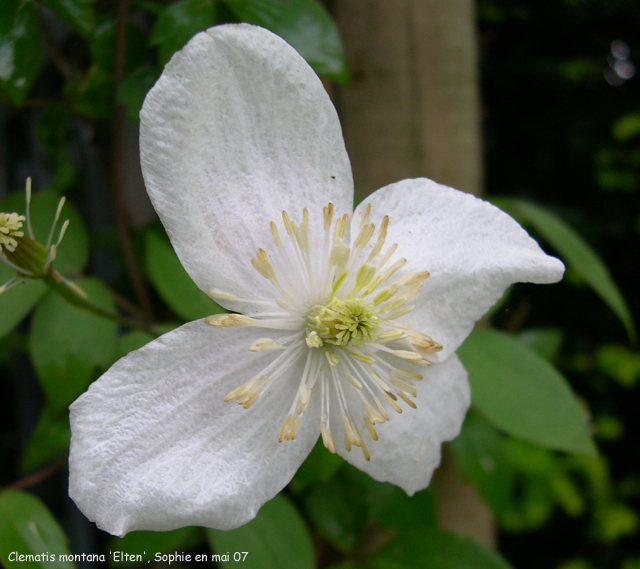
(307, 297, 380, 347)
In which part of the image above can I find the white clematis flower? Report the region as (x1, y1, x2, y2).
(68, 24, 564, 536)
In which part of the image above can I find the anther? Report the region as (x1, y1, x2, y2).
(206, 314, 253, 327)
(208, 288, 237, 301)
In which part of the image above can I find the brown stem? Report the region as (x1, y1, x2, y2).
(109, 0, 156, 322)
(4, 455, 68, 491)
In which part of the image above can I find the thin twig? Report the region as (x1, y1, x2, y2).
(4, 455, 68, 491)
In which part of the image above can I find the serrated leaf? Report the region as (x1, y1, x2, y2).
(0, 490, 76, 569)
(498, 198, 636, 342)
(458, 328, 597, 456)
(223, 0, 348, 83)
(38, 0, 96, 38)
(372, 527, 514, 569)
(29, 277, 117, 410)
(107, 528, 202, 566)
(207, 494, 314, 569)
(145, 230, 222, 321)
(20, 405, 70, 473)
(0, 0, 41, 105)
(149, 0, 216, 65)
(450, 410, 513, 515)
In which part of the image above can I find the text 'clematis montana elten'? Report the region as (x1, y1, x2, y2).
(68, 24, 565, 536)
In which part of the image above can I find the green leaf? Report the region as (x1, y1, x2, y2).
(450, 410, 513, 515)
(372, 527, 514, 569)
(38, 0, 96, 38)
(516, 327, 564, 361)
(304, 470, 369, 552)
(596, 343, 640, 388)
(145, 229, 223, 321)
(223, 0, 348, 83)
(0, 0, 41, 105)
(0, 490, 76, 569)
(107, 528, 202, 566)
(0, 277, 46, 339)
(458, 328, 597, 456)
(207, 494, 314, 569)
(20, 404, 70, 473)
(29, 277, 117, 410)
(66, 65, 113, 119)
(498, 198, 636, 342)
(117, 65, 160, 122)
(149, 0, 216, 65)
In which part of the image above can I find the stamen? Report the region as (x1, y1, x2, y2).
(249, 338, 285, 352)
(208, 288, 237, 301)
(206, 314, 253, 326)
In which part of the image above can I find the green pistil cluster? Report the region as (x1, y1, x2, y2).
(307, 297, 381, 347)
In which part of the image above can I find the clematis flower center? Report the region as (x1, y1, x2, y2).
(207, 203, 443, 461)
(306, 297, 380, 347)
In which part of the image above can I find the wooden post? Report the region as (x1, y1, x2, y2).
(335, 0, 494, 546)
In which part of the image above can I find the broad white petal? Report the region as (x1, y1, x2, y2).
(335, 355, 470, 495)
(354, 178, 564, 360)
(69, 321, 319, 535)
(140, 24, 353, 311)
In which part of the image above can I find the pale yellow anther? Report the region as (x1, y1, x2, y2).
(382, 258, 407, 283)
(282, 211, 294, 234)
(397, 271, 430, 287)
(361, 202, 372, 226)
(224, 377, 259, 402)
(378, 243, 398, 269)
(384, 392, 403, 413)
(392, 349, 424, 361)
(364, 401, 385, 425)
(373, 283, 400, 305)
(366, 238, 385, 263)
(296, 385, 312, 414)
(373, 396, 390, 421)
(396, 368, 423, 380)
(270, 221, 281, 247)
(397, 390, 417, 409)
(208, 288, 237, 301)
(364, 416, 379, 440)
(371, 372, 392, 394)
(278, 414, 293, 442)
(321, 421, 336, 454)
(206, 313, 253, 327)
(276, 298, 292, 311)
(373, 330, 408, 343)
(249, 338, 284, 352)
(325, 350, 340, 367)
(389, 376, 417, 397)
(344, 372, 362, 390)
(379, 215, 389, 240)
(323, 203, 334, 231)
(251, 249, 278, 281)
(344, 349, 375, 364)
(306, 331, 323, 348)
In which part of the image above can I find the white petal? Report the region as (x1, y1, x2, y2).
(140, 24, 353, 310)
(354, 178, 565, 360)
(335, 355, 470, 495)
(69, 321, 318, 535)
